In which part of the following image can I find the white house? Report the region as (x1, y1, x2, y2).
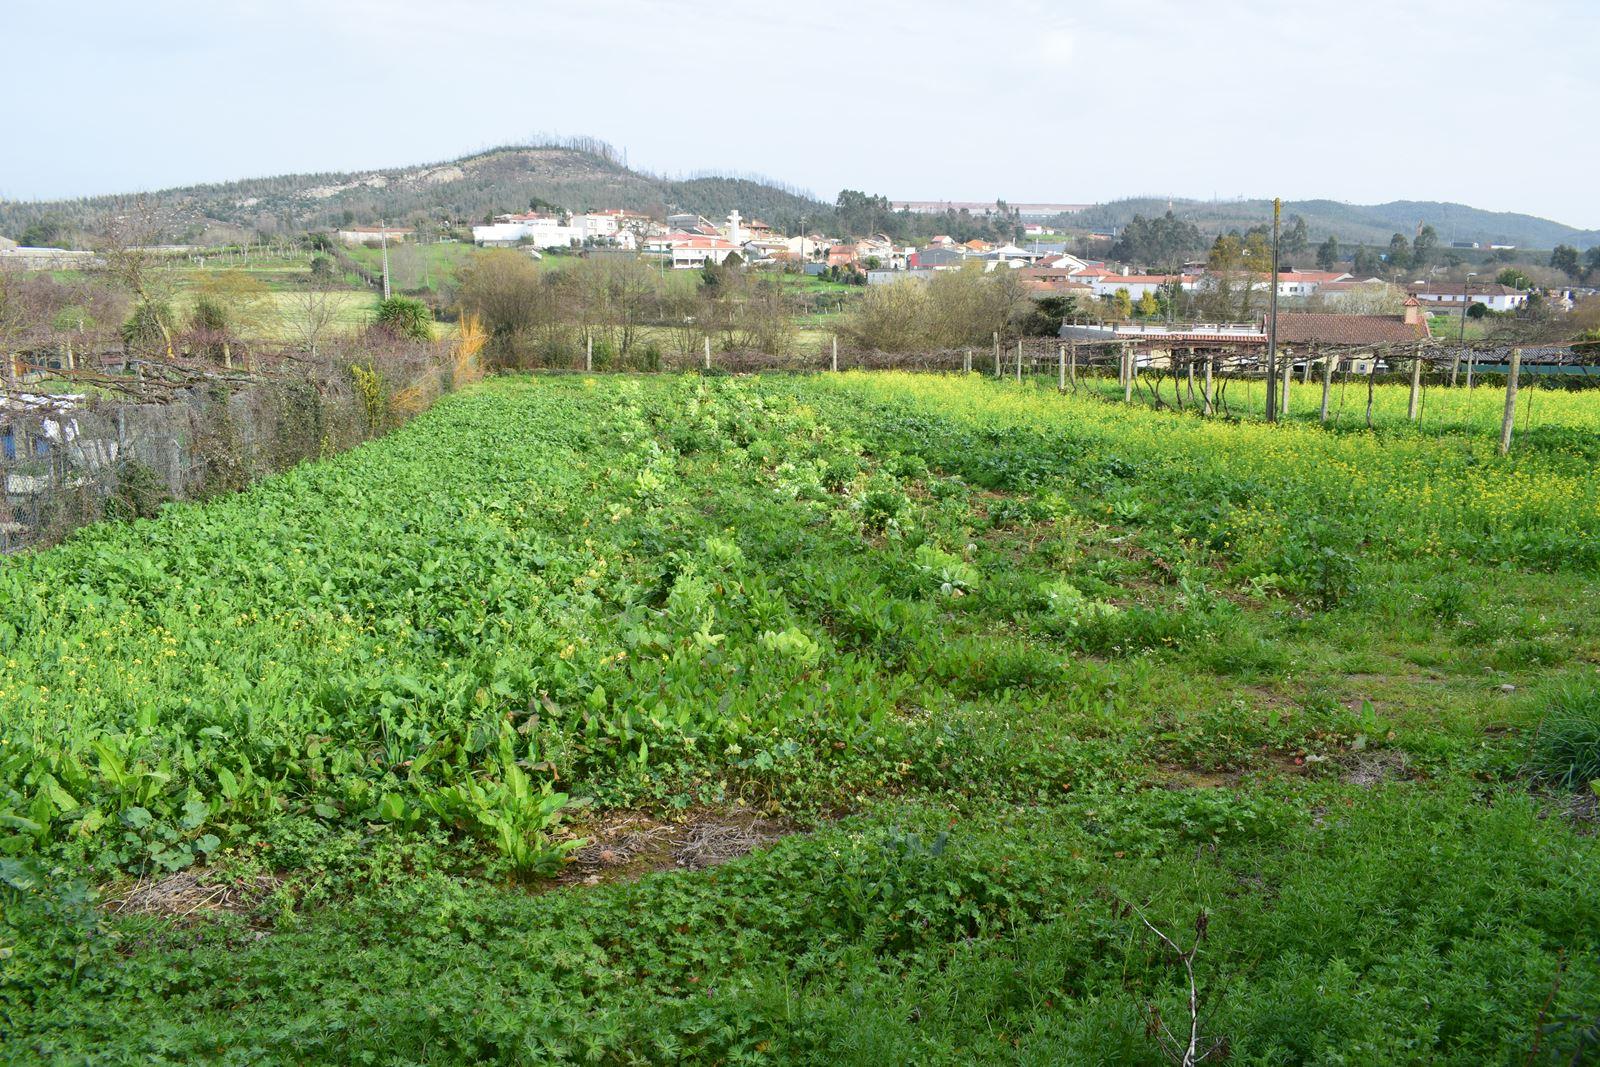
(337, 226, 413, 246)
(1089, 273, 1200, 299)
(1274, 270, 1350, 298)
(1407, 282, 1528, 313)
(644, 232, 740, 268)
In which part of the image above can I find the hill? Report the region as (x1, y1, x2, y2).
(6, 144, 1596, 252)
(1071, 197, 1600, 250)
(0, 142, 828, 245)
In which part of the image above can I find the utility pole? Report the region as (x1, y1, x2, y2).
(1454, 272, 1477, 386)
(1265, 198, 1280, 422)
(380, 223, 392, 300)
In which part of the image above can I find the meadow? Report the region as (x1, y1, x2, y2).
(3, 372, 1598, 1063)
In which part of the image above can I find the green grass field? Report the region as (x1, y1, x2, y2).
(4, 372, 1599, 1063)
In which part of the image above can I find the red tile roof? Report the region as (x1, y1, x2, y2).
(1277, 270, 1349, 284)
(1275, 312, 1430, 345)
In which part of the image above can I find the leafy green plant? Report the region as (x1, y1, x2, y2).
(374, 296, 433, 341)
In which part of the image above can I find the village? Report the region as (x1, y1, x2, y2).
(368, 199, 1599, 360)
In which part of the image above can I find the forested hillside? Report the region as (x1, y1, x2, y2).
(1072, 197, 1600, 250)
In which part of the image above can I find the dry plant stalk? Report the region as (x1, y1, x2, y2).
(1122, 900, 1226, 1067)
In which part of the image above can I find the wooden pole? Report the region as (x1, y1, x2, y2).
(831, 335, 838, 372)
(993, 332, 1000, 377)
(1203, 353, 1214, 416)
(1408, 343, 1422, 421)
(1319, 351, 1334, 424)
(1058, 344, 1066, 393)
(585, 330, 593, 372)
(1449, 347, 1460, 387)
(964, 348, 971, 374)
(1499, 347, 1521, 455)
(1068, 341, 1077, 390)
(1266, 196, 1281, 422)
(1366, 358, 1376, 429)
(1280, 347, 1292, 417)
(1465, 351, 1474, 390)
(1016, 339, 1022, 383)
(1185, 349, 1196, 406)
(1123, 344, 1134, 404)
(703, 336, 711, 371)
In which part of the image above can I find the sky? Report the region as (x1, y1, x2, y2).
(4, 0, 1597, 227)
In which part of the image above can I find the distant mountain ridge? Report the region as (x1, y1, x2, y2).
(1072, 197, 1600, 251)
(0, 144, 828, 244)
(2, 143, 1594, 251)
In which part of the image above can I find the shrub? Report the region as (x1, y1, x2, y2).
(374, 296, 433, 341)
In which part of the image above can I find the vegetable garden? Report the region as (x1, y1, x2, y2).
(4, 372, 1599, 1063)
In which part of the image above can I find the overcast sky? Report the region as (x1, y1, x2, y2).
(5, 0, 1596, 226)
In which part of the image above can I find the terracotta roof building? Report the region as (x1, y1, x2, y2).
(1275, 298, 1431, 345)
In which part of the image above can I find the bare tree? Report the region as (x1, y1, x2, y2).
(95, 198, 179, 361)
(287, 274, 342, 357)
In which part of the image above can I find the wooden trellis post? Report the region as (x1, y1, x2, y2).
(703, 336, 711, 370)
(1500, 347, 1521, 455)
(1123, 343, 1134, 403)
(831, 335, 838, 372)
(964, 348, 972, 374)
(1068, 341, 1077, 389)
(993, 332, 1001, 377)
(1202, 353, 1214, 416)
(1280, 347, 1292, 417)
(1016, 339, 1023, 383)
(1319, 350, 1335, 424)
(1465, 351, 1474, 390)
(1058, 344, 1066, 392)
(585, 330, 593, 372)
(1408, 343, 1422, 421)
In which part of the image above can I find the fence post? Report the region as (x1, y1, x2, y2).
(1319, 350, 1334, 424)
(703, 336, 711, 371)
(1281, 347, 1292, 417)
(832, 335, 838, 373)
(1015, 339, 1022, 383)
(1058, 344, 1066, 393)
(993, 332, 1000, 378)
(1123, 344, 1134, 404)
(585, 330, 593, 373)
(1408, 343, 1422, 421)
(964, 348, 971, 374)
(1203, 353, 1214, 416)
(1499, 347, 1521, 455)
